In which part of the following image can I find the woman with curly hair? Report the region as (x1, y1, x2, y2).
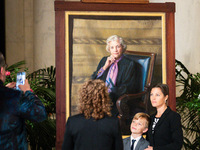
(62, 79, 123, 150)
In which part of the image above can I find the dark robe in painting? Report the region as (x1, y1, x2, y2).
(91, 55, 136, 115)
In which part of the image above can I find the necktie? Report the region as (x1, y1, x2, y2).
(131, 139, 136, 150)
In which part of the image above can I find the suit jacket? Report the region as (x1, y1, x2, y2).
(123, 136, 149, 150)
(147, 106, 183, 150)
(91, 55, 136, 115)
(0, 80, 47, 150)
(62, 114, 123, 150)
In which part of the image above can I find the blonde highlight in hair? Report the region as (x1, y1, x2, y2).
(79, 79, 112, 120)
(133, 112, 150, 128)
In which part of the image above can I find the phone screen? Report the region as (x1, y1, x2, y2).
(16, 72, 26, 90)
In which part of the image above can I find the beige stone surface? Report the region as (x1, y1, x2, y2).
(5, 0, 200, 74)
(5, 0, 200, 102)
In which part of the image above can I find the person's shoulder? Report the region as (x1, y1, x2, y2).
(167, 106, 180, 115)
(140, 136, 149, 143)
(166, 106, 181, 119)
(139, 136, 150, 149)
(121, 55, 134, 65)
(103, 56, 109, 59)
(97, 56, 108, 64)
(66, 114, 85, 124)
(123, 136, 130, 141)
(123, 136, 130, 145)
(122, 55, 133, 62)
(101, 56, 109, 61)
(100, 116, 120, 125)
(68, 114, 84, 120)
(104, 115, 119, 121)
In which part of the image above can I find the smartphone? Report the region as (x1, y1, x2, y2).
(16, 72, 26, 90)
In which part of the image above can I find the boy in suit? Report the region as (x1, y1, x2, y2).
(123, 112, 150, 150)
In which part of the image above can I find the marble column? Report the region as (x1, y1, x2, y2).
(5, 0, 34, 72)
(33, 0, 55, 70)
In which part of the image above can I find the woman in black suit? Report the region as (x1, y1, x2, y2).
(145, 83, 183, 150)
(62, 79, 123, 150)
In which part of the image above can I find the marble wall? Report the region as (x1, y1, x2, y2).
(33, 0, 55, 70)
(5, 0, 200, 73)
(5, 0, 55, 72)
(152, 0, 200, 74)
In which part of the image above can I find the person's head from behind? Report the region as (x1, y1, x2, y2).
(79, 79, 112, 120)
(106, 35, 127, 59)
(130, 112, 150, 137)
(150, 83, 169, 108)
(0, 52, 7, 83)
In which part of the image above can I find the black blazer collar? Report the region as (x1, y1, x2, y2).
(153, 106, 171, 130)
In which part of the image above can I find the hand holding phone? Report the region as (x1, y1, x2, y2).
(16, 72, 26, 90)
(18, 79, 31, 93)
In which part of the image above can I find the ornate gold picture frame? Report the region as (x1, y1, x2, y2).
(65, 11, 166, 119)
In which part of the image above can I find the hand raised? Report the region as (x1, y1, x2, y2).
(103, 56, 116, 70)
(6, 82, 16, 88)
(18, 79, 31, 93)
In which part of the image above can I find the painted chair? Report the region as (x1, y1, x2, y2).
(116, 50, 156, 135)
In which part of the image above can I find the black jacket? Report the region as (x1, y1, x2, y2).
(62, 114, 123, 150)
(147, 107, 183, 150)
(0, 80, 47, 149)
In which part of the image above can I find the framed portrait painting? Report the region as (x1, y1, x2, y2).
(55, 1, 176, 149)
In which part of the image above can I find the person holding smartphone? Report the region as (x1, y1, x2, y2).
(91, 35, 136, 116)
(0, 52, 47, 150)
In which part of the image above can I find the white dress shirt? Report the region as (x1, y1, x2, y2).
(130, 135, 142, 150)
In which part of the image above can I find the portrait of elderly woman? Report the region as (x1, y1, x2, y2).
(91, 35, 136, 116)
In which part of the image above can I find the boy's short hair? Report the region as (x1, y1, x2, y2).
(133, 112, 150, 128)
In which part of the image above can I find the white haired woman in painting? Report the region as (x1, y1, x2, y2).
(91, 35, 136, 116)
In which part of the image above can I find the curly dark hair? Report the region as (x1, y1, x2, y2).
(79, 79, 112, 120)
